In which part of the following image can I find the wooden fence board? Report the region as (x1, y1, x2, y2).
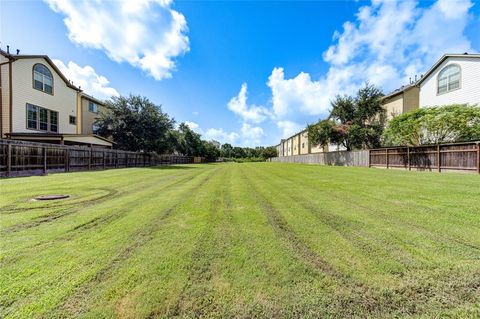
(369, 141, 480, 173)
(0, 139, 199, 178)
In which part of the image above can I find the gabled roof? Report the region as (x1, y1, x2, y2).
(79, 92, 106, 106)
(417, 53, 480, 85)
(0, 49, 81, 91)
(382, 82, 418, 100)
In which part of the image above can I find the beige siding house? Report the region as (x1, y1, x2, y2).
(78, 93, 106, 135)
(0, 49, 112, 147)
(277, 129, 328, 157)
(381, 84, 419, 120)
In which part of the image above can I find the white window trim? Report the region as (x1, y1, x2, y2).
(436, 63, 461, 96)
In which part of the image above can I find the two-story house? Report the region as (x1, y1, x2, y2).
(381, 53, 480, 120)
(0, 49, 112, 147)
(381, 83, 419, 121)
(417, 53, 480, 107)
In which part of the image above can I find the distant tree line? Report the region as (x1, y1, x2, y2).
(95, 95, 277, 161)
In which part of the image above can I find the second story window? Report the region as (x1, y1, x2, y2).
(69, 116, 76, 125)
(26, 103, 58, 132)
(89, 101, 98, 113)
(33, 64, 53, 94)
(437, 64, 460, 94)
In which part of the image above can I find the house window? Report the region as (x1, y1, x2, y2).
(39, 108, 48, 131)
(27, 104, 38, 129)
(437, 64, 460, 94)
(302, 143, 305, 148)
(50, 111, 58, 132)
(88, 101, 98, 113)
(33, 64, 53, 94)
(26, 104, 58, 132)
(69, 116, 76, 125)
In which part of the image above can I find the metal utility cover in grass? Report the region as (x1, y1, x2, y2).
(34, 194, 70, 201)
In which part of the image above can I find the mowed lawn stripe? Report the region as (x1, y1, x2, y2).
(250, 163, 480, 267)
(1, 163, 479, 318)
(0, 166, 208, 263)
(0, 165, 220, 318)
(239, 164, 480, 317)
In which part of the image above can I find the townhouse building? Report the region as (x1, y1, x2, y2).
(0, 49, 112, 147)
(276, 53, 480, 157)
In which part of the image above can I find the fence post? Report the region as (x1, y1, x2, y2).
(88, 148, 92, 170)
(65, 148, 69, 172)
(6, 143, 12, 177)
(115, 151, 118, 168)
(102, 150, 106, 170)
(43, 146, 47, 175)
(407, 146, 411, 171)
(437, 144, 441, 173)
(477, 142, 480, 174)
(368, 149, 371, 168)
(386, 148, 389, 169)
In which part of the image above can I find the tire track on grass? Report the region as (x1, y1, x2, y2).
(0, 172, 202, 267)
(249, 165, 418, 270)
(166, 167, 234, 318)
(240, 168, 343, 280)
(46, 167, 221, 318)
(262, 166, 480, 261)
(2, 169, 197, 234)
(244, 165, 480, 317)
(1, 188, 120, 233)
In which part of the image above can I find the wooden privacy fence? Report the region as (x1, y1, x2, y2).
(0, 139, 199, 178)
(269, 150, 369, 167)
(369, 141, 480, 173)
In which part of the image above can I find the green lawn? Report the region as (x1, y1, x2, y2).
(1, 163, 480, 318)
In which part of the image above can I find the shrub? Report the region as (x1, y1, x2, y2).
(382, 104, 480, 146)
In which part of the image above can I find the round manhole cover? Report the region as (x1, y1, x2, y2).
(34, 194, 70, 201)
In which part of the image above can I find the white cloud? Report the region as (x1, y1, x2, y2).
(46, 0, 189, 80)
(184, 121, 201, 132)
(181, 121, 264, 146)
(268, 68, 331, 118)
(53, 59, 119, 100)
(240, 123, 264, 146)
(204, 128, 239, 144)
(277, 120, 304, 139)
(267, 0, 476, 121)
(227, 83, 270, 123)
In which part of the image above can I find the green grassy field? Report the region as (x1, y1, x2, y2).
(1, 163, 480, 318)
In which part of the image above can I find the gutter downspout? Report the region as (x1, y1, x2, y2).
(0, 59, 14, 137)
(9, 60, 12, 134)
(0, 62, 3, 136)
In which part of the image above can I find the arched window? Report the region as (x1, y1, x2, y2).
(33, 64, 53, 94)
(437, 64, 460, 94)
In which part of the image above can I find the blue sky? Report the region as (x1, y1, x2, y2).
(1, 0, 479, 146)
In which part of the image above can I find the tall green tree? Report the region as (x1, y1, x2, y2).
(202, 141, 221, 161)
(383, 104, 480, 146)
(175, 123, 204, 156)
(308, 83, 385, 151)
(220, 143, 234, 158)
(96, 95, 175, 153)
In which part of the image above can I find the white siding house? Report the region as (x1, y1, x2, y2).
(419, 54, 480, 107)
